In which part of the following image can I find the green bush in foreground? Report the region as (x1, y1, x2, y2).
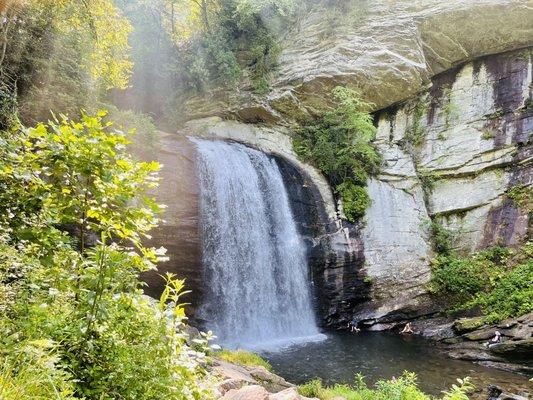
(299, 372, 474, 400)
(430, 241, 532, 323)
(0, 112, 214, 399)
(293, 87, 380, 222)
(217, 349, 273, 371)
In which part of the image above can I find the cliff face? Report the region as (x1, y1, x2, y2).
(183, 0, 533, 125)
(357, 49, 532, 328)
(148, 1, 532, 328)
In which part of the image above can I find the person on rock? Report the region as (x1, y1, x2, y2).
(400, 322, 414, 334)
(485, 331, 502, 348)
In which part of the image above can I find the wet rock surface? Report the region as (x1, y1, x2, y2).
(415, 313, 533, 375)
(132, 133, 203, 313)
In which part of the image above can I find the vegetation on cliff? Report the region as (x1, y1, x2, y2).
(293, 87, 380, 221)
(429, 223, 532, 323)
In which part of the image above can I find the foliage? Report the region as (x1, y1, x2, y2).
(0, 81, 17, 130)
(217, 349, 273, 371)
(102, 104, 160, 154)
(426, 220, 455, 256)
(0, 341, 76, 400)
(0, 113, 214, 399)
(293, 86, 380, 221)
(507, 184, 532, 212)
(403, 95, 429, 148)
(163, 0, 296, 93)
(430, 242, 533, 323)
(418, 170, 438, 199)
(1, 0, 132, 124)
(298, 372, 474, 400)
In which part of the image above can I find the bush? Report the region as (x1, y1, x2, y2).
(0, 112, 214, 399)
(217, 349, 272, 371)
(298, 372, 474, 400)
(293, 86, 380, 222)
(430, 243, 532, 323)
(101, 104, 159, 153)
(0, 342, 76, 400)
(166, 0, 297, 94)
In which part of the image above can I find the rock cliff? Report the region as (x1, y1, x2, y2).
(183, 0, 533, 124)
(146, 1, 532, 330)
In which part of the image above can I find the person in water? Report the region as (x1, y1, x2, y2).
(347, 322, 361, 333)
(400, 322, 414, 334)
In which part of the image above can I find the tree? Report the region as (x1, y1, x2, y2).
(0, 0, 132, 124)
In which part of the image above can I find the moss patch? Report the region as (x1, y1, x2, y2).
(217, 349, 272, 371)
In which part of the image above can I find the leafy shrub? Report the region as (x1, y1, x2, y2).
(430, 242, 532, 323)
(507, 184, 532, 212)
(0, 342, 76, 400)
(0, 81, 18, 130)
(217, 349, 273, 371)
(293, 86, 380, 221)
(102, 104, 160, 153)
(477, 261, 533, 323)
(0, 112, 214, 399)
(426, 221, 455, 256)
(298, 372, 474, 400)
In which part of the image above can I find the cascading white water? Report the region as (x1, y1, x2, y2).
(191, 138, 322, 349)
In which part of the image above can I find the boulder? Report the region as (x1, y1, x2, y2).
(216, 379, 246, 396)
(248, 366, 293, 393)
(213, 360, 257, 387)
(221, 385, 269, 400)
(453, 317, 486, 334)
(490, 339, 533, 359)
(496, 393, 530, 400)
(464, 327, 498, 342)
(267, 387, 319, 400)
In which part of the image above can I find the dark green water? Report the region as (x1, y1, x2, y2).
(260, 332, 532, 397)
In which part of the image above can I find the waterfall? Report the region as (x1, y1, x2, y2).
(191, 138, 322, 349)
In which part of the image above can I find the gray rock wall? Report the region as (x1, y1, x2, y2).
(183, 0, 533, 125)
(355, 49, 532, 328)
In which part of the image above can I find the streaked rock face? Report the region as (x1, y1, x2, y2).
(357, 49, 531, 327)
(377, 49, 531, 253)
(183, 0, 533, 124)
(133, 133, 203, 314)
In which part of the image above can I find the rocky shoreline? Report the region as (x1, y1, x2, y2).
(210, 354, 531, 400)
(413, 312, 533, 377)
(212, 358, 316, 400)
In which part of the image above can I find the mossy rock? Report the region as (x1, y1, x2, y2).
(490, 338, 533, 359)
(452, 317, 486, 333)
